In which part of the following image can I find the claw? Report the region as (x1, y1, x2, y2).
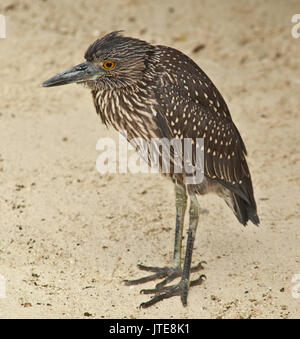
(190, 274, 206, 286)
(191, 261, 207, 272)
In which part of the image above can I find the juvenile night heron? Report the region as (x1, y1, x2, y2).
(42, 31, 259, 308)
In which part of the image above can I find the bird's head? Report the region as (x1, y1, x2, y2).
(42, 31, 155, 90)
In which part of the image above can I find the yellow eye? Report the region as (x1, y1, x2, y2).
(103, 60, 115, 70)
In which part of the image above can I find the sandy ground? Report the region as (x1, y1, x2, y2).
(0, 0, 299, 319)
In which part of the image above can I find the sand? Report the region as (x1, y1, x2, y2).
(0, 0, 299, 319)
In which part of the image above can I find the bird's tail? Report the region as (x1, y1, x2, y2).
(230, 192, 260, 226)
(217, 160, 260, 227)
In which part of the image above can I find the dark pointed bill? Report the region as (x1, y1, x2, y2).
(42, 61, 101, 87)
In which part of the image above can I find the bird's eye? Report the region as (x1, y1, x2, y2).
(103, 60, 115, 70)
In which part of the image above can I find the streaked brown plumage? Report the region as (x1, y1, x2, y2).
(43, 31, 259, 308)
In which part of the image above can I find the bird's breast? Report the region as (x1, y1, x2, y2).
(92, 87, 160, 142)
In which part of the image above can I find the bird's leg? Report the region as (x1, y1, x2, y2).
(124, 188, 205, 308)
(179, 193, 205, 306)
(124, 184, 189, 286)
(172, 184, 188, 269)
(138, 193, 205, 308)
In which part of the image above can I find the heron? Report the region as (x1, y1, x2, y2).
(42, 31, 259, 308)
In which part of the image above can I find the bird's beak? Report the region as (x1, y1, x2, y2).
(42, 61, 102, 87)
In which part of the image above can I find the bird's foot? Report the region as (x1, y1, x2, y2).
(139, 274, 205, 308)
(124, 261, 206, 308)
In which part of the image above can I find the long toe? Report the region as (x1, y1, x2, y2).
(140, 279, 189, 308)
(124, 265, 172, 285)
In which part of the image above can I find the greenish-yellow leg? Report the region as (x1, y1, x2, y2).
(172, 184, 188, 268)
(124, 187, 206, 308)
